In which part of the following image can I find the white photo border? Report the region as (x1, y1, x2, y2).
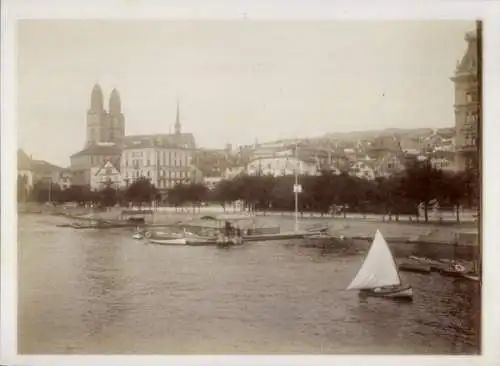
(2, 0, 500, 365)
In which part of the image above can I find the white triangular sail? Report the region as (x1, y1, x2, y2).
(346, 230, 401, 290)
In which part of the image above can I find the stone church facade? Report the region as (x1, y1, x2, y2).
(70, 84, 197, 187)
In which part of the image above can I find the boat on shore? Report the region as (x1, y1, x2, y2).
(346, 230, 413, 301)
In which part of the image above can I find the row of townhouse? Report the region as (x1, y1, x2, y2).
(209, 145, 456, 188)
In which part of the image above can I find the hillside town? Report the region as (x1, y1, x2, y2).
(17, 29, 479, 212)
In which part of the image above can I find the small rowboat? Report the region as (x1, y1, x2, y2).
(359, 285, 413, 300)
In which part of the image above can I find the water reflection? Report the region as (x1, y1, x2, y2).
(77, 231, 130, 338)
(18, 215, 480, 354)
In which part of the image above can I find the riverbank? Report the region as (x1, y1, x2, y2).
(18, 202, 477, 224)
(18, 202, 478, 247)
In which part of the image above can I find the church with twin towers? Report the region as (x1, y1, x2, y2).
(85, 84, 126, 146)
(70, 83, 197, 188)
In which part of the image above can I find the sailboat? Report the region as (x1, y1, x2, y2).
(346, 230, 413, 300)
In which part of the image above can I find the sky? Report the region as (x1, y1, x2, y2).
(17, 20, 475, 167)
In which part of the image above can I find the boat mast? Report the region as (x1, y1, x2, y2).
(386, 235, 403, 285)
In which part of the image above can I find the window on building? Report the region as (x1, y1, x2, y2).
(466, 92, 472, 103)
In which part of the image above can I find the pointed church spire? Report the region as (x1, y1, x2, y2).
(174, 98, 181, 135)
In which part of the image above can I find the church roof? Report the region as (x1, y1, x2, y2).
(31, 160, 64, 174)
(109, 88, 121, 114)
(71, 143, 122, 158)
(93, 159, 121, 175)
(122, 138, 185, 150)
(122, 133, 196, 149)
(18, 149, 32, 170)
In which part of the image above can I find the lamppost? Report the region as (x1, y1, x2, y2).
(43, 176, 53, 203)
(293, 142, 302, 232)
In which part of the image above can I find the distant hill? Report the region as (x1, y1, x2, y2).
(230, 126, 455, 155)
(321, 127, 442, 141)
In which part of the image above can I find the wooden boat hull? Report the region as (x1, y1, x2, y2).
(71, 224, 101, 229)
(359, 285, 413, 301)
(184, 232, 310, 246)
(186, 237, 217, 246)
(435, 262, 467, 277)
(216, 237, 244, 248)
(398, 262, 431, 274)
(460, 274, 480, 281)
(148, 238, 187, 246)
(243, 232, 310, 241)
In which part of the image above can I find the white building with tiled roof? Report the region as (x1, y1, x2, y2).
(90, 160, 123, 191)
(70, 85, 197, 188)
(120, 138, 197, 190)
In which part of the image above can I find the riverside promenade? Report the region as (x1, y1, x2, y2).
(19, 203, 479, 246)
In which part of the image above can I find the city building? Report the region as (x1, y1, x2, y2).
(348, 159, 376, 180)
(70, 85, 197, 188)
(372, 152, 406, 178)
(18, 149, 34, 191)
(203, 176, 224, 190)
(451, 29, 479, 171)
(31, 159, 64, 184)
(120, 139, 195, 190)
(90, 160, 123, 191)
(18, 149, 34, 201)
(70, 143, 122, 186)
(58, 169, 72, 190)
(192, 145, 235, 178)
(429, 157, 455, 172)
(242, 156, 333, 177)
(224, 165, 246, 180)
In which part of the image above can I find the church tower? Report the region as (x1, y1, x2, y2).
(174, 99, 181, 135)
(451, 30, 479, 171)
(85, 84, 125, 147)
(108, 88, 125, 142)
(86, 84, 106, 146)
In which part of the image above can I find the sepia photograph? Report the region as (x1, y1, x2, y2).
(3, 1, 499, 364)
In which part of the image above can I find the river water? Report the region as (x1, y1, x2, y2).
(18, 215, 480, 354)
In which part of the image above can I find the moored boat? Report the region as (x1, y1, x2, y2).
(398, 261, 432, 274)
(460, 273, 480, 281)
(346, 230, 413, 301)
(148, 237, 187, 246)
